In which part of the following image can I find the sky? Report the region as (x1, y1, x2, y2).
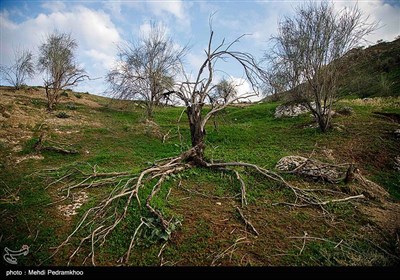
(1, 0, 399, 99)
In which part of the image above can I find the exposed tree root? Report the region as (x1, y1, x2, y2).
(45, 146, 367, 265)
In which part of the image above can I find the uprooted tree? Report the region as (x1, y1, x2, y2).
(267, 2, 376, 132)
(48, 25, 368, 266)
(38, 31, 88, 111)
(106, 22, 187, 119)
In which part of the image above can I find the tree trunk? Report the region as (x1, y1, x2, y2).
(146, 103, 154, 119)
(313, 105, 331, 133)
(46, 87, 55, 111)
(187, 104, 206, 165)
(317, 114, 328, 132)
(344, 164, 356, 184)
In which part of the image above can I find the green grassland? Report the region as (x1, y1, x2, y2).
(0, 87, 399, 266)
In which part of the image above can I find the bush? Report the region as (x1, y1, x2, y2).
(56, 111, 70, 119)
(31, 99, 44, 107)
(60, 91, 69, 97)
(336, 106, 354, 116)
(21, 137, 39, 154)
(19, 84, 28, 90)
(74, 93, 82, 99)
(66, 103, 77, 110)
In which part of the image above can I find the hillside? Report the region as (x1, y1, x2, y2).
(0, 86, 399, 266)
(264, 37, 400, 102)
(337, 38, 400, 98)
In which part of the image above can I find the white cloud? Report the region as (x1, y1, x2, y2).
(139, 22, 152, 37)
(1, 6, 121, 94)
(230, 77, 260, 102)
(84, 49, 115, 69)
(333, 0, 400, 43)
(186, 52, 205, 74)
(147, 0, 191, 31)
(148, 0, 186, 21)
(41, 1, 66, 12)
(138, 21, 171, 38)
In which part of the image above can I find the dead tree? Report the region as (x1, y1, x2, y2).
(268, 2, 376, 132)
(47, 25, 364, 266)
(0, 47, 35, 90)
(38, 31, 88, 111)
(174, 30, 266, 163)
(106, 22, 187, 119)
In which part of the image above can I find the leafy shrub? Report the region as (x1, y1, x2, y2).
(21, 137, 39, 154)
(74, 93, 82, 99)
(337, 106, 354, 116)
(66, 103, 77, 110)
(60, 91, 69, 97)
(31, 99, 44, 107)
(56, 111, 70, 119)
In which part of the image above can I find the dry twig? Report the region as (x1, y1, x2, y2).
(235, 207, 259, 236)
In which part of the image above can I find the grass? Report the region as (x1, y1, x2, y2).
(0, 87, 399, 266)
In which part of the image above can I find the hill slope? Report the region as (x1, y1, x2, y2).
(0, 87, 399, 266)
(264, 37, 400, 102)
(337, 38, 400, 98)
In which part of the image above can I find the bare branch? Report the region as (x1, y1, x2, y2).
(235, 207, 258, 236)
(267, 2, 377, 132)
(0, 47, 35, 89)
(106, 21, 187, 118)
(38, 31, 88, 110)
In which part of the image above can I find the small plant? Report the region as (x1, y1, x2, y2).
(31, 99, 43, 107)
(21, 137, 40, 154)
(56, 111, 70, 119)
(19, 84, 28, 90)
(379, 74, 392, 96)
(137, 217, 181, 246)
(66, 103, 77, 110)
(60, 91, 69, 97)
(74, 93, 82, 99)
(337, 106, 354, 116)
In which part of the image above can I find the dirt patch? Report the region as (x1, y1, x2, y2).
(14, 154, 44, 165)
(373, 112, 400, 123)
(358, 201, 400, 236)
(57, 191, 89, 219)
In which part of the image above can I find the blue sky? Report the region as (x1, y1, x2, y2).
(1, 0, 399, 98)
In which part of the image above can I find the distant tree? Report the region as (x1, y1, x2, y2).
(268, 2, 376, 132)
(210, 78, 238, 104)
(208, 78, 239, 130)
(106, 22, 186, 119)
(38, 31, 88, 111)
(0, 47, 35, 90)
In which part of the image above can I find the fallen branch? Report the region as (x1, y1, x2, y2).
(235, 207, 259, 236)
(319, 194, 364, 205)
(288, 235, 362, 255)
(41, 146, 79, 154)
(124, 219, 145, 264)
(34, 132, 79, 155)
(210, 237, 250, 266)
